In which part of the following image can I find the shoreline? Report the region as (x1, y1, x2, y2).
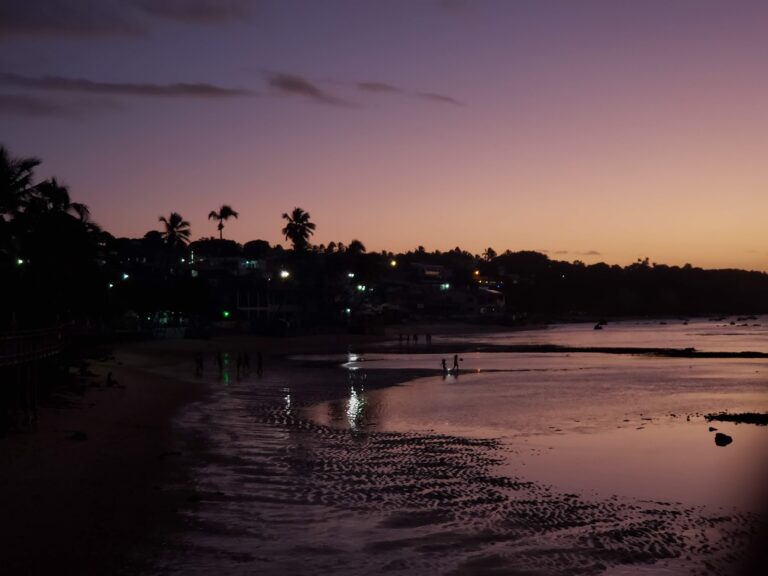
(2, 327, 766, 575)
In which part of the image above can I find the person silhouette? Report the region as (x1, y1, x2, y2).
(452, 354, 460, 373)
(441, 358, 448, 375)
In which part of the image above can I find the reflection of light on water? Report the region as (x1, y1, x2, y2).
(347, 386, 365, 429)
(283, 387, 291, 410)
(342, 351, 362, 370)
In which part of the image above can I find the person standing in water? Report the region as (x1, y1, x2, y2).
(452, 354, 460, 373)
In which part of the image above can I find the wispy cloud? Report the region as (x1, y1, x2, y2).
(0, 93, 120, 117)
(357, 80, 463, 106)
(130, 0, 253, 24)
(0, 0, 142, 38)
(267, 73, 352, 107)
(553, 250, 602, 257)
(0, 0, 252, 38)
(0, 73, 254, 98)
(416, 91, 463, 106)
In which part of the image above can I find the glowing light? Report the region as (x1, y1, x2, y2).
(347, 272, 355, 278)
(222, 310, 230, 318)
(390, 259, 397, 267)
(280, 270, 290, 279)
(345, 308, 351, 314)
(440, 283, 451, 290)
(474, 270, 480, 276)
(108, 283, 114, 289)
(16, 258, 23, 266)
(356, 284, 366, 291)
(122, 272, 129, 280)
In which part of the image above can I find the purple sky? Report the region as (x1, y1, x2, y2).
(2, 0, 767, 270)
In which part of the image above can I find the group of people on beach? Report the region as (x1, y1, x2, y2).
(194, 350, 263, 379)
(441, 354, 461, 376)
(398, 333, 433, 345)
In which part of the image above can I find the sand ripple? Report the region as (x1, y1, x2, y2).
(138, 365, 764, 576)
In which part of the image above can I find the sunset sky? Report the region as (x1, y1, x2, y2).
(2, 0, 767, 271)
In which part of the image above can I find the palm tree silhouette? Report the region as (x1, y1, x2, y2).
(281, 207, 316, 251)
(1, 145, 40, 218)
(159, 212, 191, 249)
(208, 205, 238, 240)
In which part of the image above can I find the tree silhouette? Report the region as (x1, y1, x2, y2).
(1, 145, 40, 218)
(281, 207, 316, 251)
(159, 212, 191, 249)
(348, 239, 366, 255)
(483, 247, 497, 261)
(208, 205, 238, 240)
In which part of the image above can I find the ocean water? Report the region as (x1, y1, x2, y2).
(144, 319, 768, 576)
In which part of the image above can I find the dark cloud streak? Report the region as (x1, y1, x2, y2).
(0, 73, 254, 98)
(0, 0, 252, 38)
(0, 93, 121, 117)
(130, 0, 253, 24)
(267, 73, 352, 107)
(416, 91, 463, 106)
(357, 80, 463, 106)
(0, 0, 142, 38)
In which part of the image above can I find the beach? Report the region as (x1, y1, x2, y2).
(1, 320, 767, 575)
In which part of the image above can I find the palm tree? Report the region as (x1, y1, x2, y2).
(208, 205, 238, 240)
(159, 212, 191, 249)
(0, 145, 40, 219)
(281, 207, 316, 251)
(29, 178, 71, 213)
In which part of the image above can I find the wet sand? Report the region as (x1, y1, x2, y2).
(0, 332, 392, 575)
(1, 324, 766, 575)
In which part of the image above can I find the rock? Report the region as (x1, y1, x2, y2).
(708, 426, 717, 432)
(714, 432, 733, 447)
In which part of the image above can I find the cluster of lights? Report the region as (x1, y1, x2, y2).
(440, 282, 451, 290)
(279, 270, 290, 279)
(356, 284, 366, 292)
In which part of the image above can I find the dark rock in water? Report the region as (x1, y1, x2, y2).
(708, 426, 718, 432)
(68, 430, 88, 441)
(714, 432, 733, 447)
